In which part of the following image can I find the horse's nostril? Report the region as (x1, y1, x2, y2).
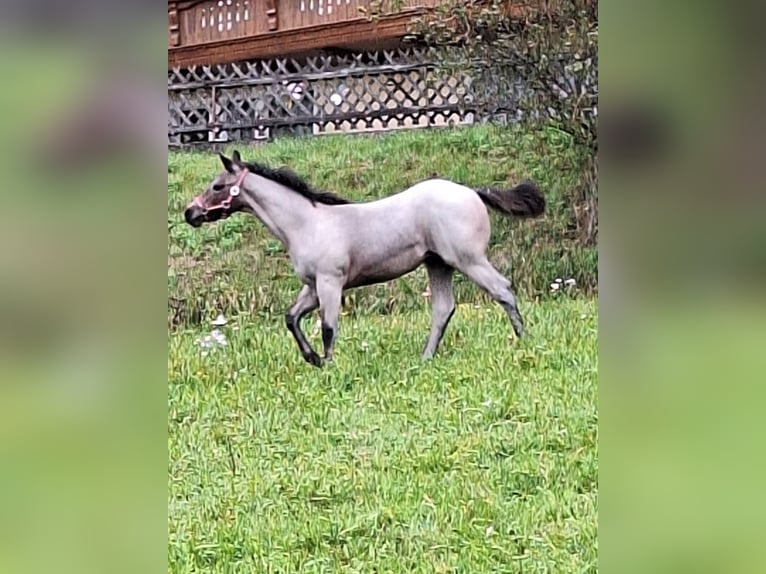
(184, 206, 202, 226)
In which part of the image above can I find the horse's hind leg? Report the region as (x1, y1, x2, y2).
(460, 258, 525, 338)
(422, 259, 456, 360)
(285, 284, 321, 367)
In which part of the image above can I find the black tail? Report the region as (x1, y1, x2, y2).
(475, 181, 545, 218)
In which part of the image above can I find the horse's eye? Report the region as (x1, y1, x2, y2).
(212, 184, 224, 191)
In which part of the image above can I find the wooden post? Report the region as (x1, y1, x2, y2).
(168, 2, 180, 47)
(266, 0, 279, 31)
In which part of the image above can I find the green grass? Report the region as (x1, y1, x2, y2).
(168, 299, 597, 573)
(168, 125, 598, 572)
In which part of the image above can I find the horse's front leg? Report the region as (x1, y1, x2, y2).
(316, 275, 344, 363)
(285, 284, 321, 367)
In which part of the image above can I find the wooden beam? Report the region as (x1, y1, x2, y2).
(266, 0, 278, 31)
(168, 10, 426, 69)
(175, 0, 210, 9)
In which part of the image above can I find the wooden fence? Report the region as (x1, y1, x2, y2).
(168, 45, 490, 146)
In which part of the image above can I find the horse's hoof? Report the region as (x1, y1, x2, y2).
(305, 352, 323, 367)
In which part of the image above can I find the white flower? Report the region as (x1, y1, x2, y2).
(212, 314, 227, 326)
(485, 525, 495, 537)
(550, 282, 560, 291)
(555, 277, 563, 284)
(196, 329, 228, 352)
(564, 278, 576, 287)
(211, 329, 228, 346)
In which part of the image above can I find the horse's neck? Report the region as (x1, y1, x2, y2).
(242, 174, 313, 249)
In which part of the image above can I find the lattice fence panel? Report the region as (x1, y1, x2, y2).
(168, 46, 478, 147)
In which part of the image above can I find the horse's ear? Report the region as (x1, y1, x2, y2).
(219, 153, 234, 173)
(232, 150, 242, 165)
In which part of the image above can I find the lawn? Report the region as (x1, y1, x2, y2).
(168, 125, 598, 572)
(168, 298, 597, 573)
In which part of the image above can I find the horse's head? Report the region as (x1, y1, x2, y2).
(184, 151, 250, 227)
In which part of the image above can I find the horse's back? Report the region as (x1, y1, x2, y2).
(406, 178, 479, 201)
(409, 178, 488, 218)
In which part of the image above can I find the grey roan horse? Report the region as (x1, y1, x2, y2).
(184, 151, 545, 367)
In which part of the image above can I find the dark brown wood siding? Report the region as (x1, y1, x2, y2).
(168, 0, 439, 68)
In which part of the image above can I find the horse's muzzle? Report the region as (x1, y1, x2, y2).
(184, 205, 204, 227)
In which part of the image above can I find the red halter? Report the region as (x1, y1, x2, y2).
(197, 169, 248, 213)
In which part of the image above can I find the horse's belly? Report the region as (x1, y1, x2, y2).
(346, 246, 425, 289)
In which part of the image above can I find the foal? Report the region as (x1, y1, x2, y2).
(184, 151, 545, 367)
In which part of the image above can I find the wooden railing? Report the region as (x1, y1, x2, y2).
(168, 0, 439, 68)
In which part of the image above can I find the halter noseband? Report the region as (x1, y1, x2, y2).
(199, 169, 248, 214)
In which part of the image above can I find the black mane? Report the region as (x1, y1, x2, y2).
(241, 160, 352, 206)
